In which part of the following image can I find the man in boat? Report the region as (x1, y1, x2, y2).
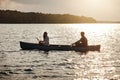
(72, 32, 88, 47)
(39, 32, 49, 45)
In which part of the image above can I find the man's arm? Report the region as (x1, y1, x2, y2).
(71, 40, 80, 46)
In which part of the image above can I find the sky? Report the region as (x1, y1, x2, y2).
(0, 0, 120, 21)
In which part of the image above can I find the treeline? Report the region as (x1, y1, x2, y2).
(0, 10, 96, 23)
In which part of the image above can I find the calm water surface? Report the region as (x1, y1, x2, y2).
(0, 24, 120, 80)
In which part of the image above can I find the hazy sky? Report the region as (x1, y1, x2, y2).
(0, 0, 120, 21)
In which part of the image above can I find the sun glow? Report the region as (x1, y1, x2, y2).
(78, 0, 114, 21)
(70, 24, 113, 34)
(86, 0, 102, 6)
(83, 0, 109, 7)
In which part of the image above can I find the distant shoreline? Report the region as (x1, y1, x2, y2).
(0, 10, 120, 24)
(97, 21, 120, 23)
(0, 10, 96, 23)
(0, 21, 120, 24)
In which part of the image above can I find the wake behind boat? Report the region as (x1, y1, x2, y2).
(20, 41, 100, 52)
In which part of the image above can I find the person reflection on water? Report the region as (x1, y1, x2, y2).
(39, 32, 49, 45)
(72, 32, 88, 47)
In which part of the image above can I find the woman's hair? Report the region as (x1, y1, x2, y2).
(43, 32, 47, 39)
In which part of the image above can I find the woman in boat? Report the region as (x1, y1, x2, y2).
(39, 32, 49, 45)
(72, 32, 88, 47)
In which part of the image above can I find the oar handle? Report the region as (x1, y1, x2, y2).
(36, 37, 39, 42)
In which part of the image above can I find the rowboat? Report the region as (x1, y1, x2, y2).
(20, 41, 100, 52)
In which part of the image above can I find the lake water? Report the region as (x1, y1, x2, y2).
(0, 24, 120, 80)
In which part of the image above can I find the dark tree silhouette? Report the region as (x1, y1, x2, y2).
(0, 10, 96, 23)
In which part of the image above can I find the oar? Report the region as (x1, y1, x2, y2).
(36, 37, 39, 42)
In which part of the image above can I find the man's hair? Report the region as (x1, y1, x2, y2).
(81, 32, 84, 35)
